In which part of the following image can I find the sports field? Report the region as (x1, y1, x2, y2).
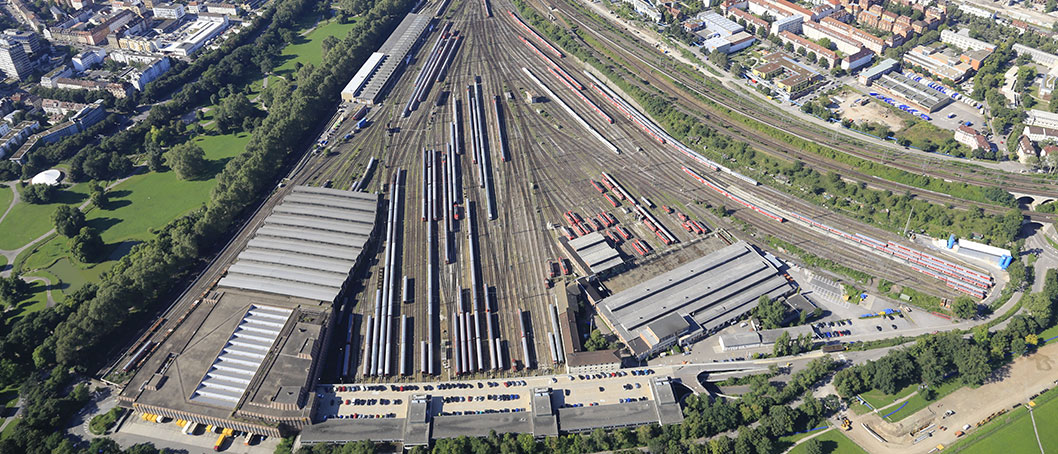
(949, 388, 1058, 453)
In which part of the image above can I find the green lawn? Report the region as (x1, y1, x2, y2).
(0, 185, 13, 215)
(274, 18, 359, 76)
(788, 429, 868, 454)
(19, 132, 251, 294)
(1038, 323, 1058, 342)
(0, 184, 90, 250)
(851, 383, 917, 414)
(889, 380, 964, 422)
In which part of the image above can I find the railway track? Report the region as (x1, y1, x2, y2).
(530, 0, 1058, 219)
(309, 0, 994, 384)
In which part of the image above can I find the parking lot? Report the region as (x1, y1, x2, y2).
(316, 370, 663, 421)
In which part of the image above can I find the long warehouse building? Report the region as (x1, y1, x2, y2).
(118, 186, 379, 437)
(597, 242, 792, 359)
(340, 12, 433, 104)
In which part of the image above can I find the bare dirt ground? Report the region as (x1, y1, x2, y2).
(843, 341, 1058, 453)
(835, 92, 906, 133)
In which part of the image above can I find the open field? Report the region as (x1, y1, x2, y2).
(851, 384, 917, 414)
(19, 131, 251, 294)
(274, 18, 359, 76)
(0, 185, 90, 250)
(788, 429, 868, 454)
(837, 96, 906, 133)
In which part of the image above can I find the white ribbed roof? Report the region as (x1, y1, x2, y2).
(217, 186, 378, 301)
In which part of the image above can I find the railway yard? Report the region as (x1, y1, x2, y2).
(103, 0, 1043, 448)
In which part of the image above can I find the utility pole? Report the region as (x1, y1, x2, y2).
(903, 206, 914, 237)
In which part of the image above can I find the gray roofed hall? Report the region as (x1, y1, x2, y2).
(216, 186, 378, 301)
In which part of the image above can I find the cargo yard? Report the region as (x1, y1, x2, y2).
(106, 0, 1016, 447)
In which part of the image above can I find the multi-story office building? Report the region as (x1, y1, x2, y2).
(0, 40, 32, 80)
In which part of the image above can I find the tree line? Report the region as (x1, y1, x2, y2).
(0, 0, 417, 452)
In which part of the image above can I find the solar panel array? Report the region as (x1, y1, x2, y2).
(216, 186, 378, 301)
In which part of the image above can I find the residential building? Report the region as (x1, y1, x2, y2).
(54, 78, 131, 98)
(752, 52, 822, 98)
(71, 48, 106, 71)
(0, 120, 38, 159)
(122, 56, 171, 90)
(746, 0, 814, 21)
(1025, 125, 1058, 142)
(956, 3, 995, 19)
(858, 58, 898, 85)
(842, 47, 874, 71)
(940, 28, 995, 52)
(778, 31, 838, 68)
(1026, 109, 1058, 130)
(10, 100, 106, 164)
(902, 45, 972, 82)
(771, 14, 802, 34)
(1013, 43, 1058, 68)
(153, 2, 187, 19)
(954, 125, 989, 151)
(1017, 135, 1039, 164)
(202, 2, 239, 15)
(727, 8, 769, 32)
(40, 65, 72, 87)
(118, 36, 160, 53)
(692, 12, 755, 54)
(2, 30, 43, 55)
(0, 40, 32, 80)
(41, 99, 91, 116)
(622, 0, 661, 22)
(47, 10, 135, 45)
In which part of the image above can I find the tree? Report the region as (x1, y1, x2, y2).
(69, 227, 104, 262)
(52, 205, 86, 238)
(0, 275, 28, 307)
(773, 330, 792, 357)
(754, 295, 786, 328)
(89, 182, 107, 207)
(584, 329, 611, 351)
(21, 183, 56, 204)
(213, 93, 260, 133)
(146, 142, 165, 172)
(803, 438, 824, 454)
(165, 142, 209, 180)
(953, 297, 977, 319)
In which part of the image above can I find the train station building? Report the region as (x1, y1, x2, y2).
(118, 186, 380, 437)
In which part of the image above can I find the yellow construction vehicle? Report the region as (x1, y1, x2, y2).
(841, 418, 852, 431)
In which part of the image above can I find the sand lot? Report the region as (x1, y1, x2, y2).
(835, 93, 906, 133)
(842, 341, 1058, 453)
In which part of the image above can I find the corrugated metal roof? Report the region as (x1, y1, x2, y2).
(256, 225, 365, 248)
(216, 187, 378, 301)
(237, 250, 352, 274)
(265, 214, 374, 236)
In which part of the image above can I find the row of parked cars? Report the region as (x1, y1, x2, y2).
(324, 413, 397, 420)
(823, 330, 851, 338)
(439, 408, 526, 416)
(338, 398, 403, 406)
(618, 397, 648, 403)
